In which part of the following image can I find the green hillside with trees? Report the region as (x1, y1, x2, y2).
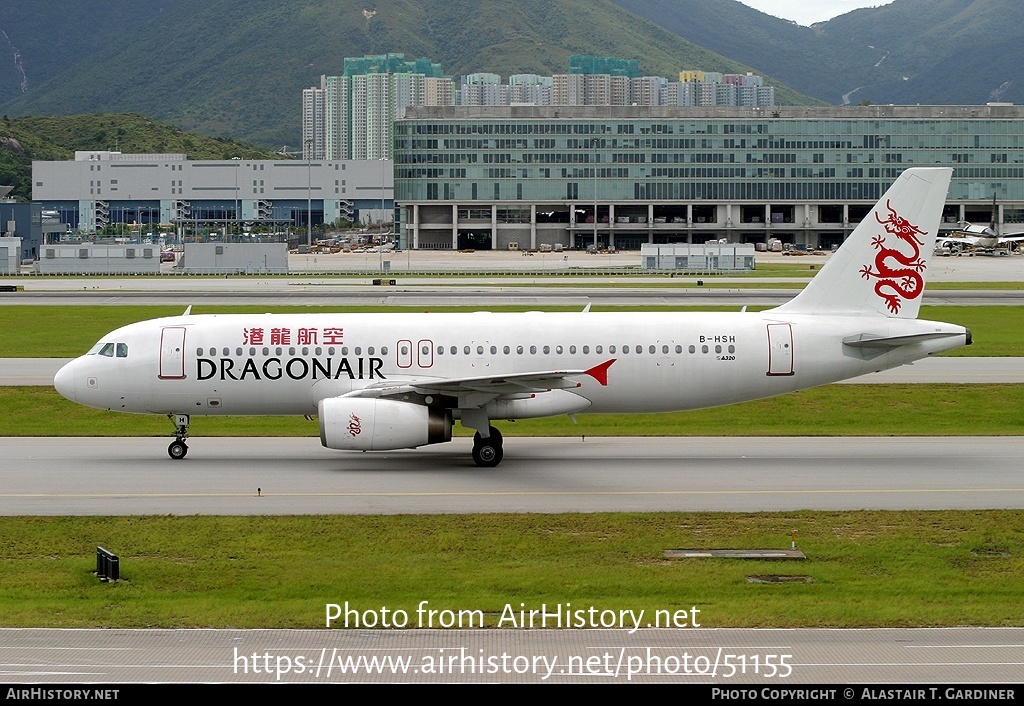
(0, 0, 818, 149)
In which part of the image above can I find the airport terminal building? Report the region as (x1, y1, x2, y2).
(394, 104, 1024, 250)
(32, 152, 394, 234)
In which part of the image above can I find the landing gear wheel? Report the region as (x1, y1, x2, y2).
(473, 426, 503, 446)
(472, 441, 502, 467)
(168, 439, 188, 460)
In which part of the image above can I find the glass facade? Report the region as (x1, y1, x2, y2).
(396, 106, 1024, 203)
(394, 105, 1024, 249)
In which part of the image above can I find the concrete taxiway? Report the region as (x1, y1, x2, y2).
(1, 436, 1021, 515)
(2, 627, 1022, 684)
(3, 286, 1023, 308)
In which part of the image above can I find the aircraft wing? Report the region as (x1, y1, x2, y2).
(343, 360, 616, 400)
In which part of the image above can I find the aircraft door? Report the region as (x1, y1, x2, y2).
(417, 339, 434, 368)
(470, 340, 490, 370)
(765, 323, 794, 376)
(397, 339, 413, 368)
(159, 327, 187, 379)
(656, 339, 676, 368)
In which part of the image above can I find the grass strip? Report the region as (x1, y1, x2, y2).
(1, 305, 1019, 357)
(1, 511, 1021, 628)
(3, 384, 1022, 437)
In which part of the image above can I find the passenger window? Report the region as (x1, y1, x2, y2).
(368, 347, 375, 355)
(490, 346, 497, 354)
(583, 345, 589, 354)
(688, 345, 696, 354)
(464, 346, 470, 355)
(516, 346, 523, 355)
(556, 345, 563, 354)
(609, 345, 616, 354)
(116, 343, 128, 358)
(503, 346, 510, 354)
(542, 345, 549, 354)
(477, 346, 484, 355)
(381, 346, 388, 355)
(621, 345, 628, 355)
(569, 345, 576, 354)
(595, 345, 602, 354)
(98, 343, 115, 357)
(451, 346, 457, 355)
(529, 345, 537, 354)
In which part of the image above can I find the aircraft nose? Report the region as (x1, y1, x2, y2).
(54, 360, 77, 402)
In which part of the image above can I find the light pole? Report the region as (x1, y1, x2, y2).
(231, 156, 240, 236)
(592, 136, 599, 249)
(305, 138, 314, 248)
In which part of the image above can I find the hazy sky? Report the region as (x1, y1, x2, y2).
(738, 1, 895, 26)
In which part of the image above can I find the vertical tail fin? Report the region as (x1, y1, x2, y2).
(773, 167, 952, 318)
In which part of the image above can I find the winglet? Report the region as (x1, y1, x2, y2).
(183, 305, 192, 316)
(584, 359, 616, 386)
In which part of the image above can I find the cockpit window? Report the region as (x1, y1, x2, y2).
(97, 343, 115, 357)
(116, 343, 129, 358)
(87, 342, 105, 355)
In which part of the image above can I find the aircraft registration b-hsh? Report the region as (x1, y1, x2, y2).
(55, 168, 970, 467)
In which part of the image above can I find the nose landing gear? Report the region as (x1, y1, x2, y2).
(167, 414, 190, 460)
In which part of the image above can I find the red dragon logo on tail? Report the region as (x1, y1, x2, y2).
(858, 199, 928, 314)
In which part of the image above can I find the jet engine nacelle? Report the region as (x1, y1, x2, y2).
(318, 397, 452, 451)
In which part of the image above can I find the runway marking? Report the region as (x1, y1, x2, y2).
(3, 488, 1024, 499)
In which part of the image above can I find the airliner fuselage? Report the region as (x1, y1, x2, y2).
(53, 168, 971, 466)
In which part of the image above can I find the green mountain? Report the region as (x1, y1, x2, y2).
(0, 0, 818, 149)
(610, 0, 1024, 105)
(0, 113, 280, 201)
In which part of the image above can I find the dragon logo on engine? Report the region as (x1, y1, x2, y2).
(347, 413, 362, 437)
(858, 199, 928, 314)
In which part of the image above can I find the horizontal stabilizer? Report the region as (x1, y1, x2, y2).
(842, 331, 967, 349)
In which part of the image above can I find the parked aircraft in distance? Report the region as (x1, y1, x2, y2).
(54, 168, 970, 467)
(938, 222, 1024, 256)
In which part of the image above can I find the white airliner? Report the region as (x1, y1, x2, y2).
(54, 168, 970, 466)
(938, 222, 1024, 255)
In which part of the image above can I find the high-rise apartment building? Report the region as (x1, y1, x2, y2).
(304, 55, 775, 158)
(302, 54, 452, 161)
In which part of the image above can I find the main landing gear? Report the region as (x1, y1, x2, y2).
(472, 426, 503, 468)
(167, 414, 190, 460)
